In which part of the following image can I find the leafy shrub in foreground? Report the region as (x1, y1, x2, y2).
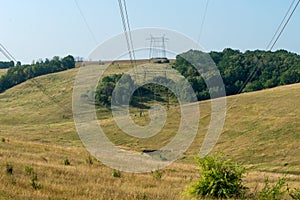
(290, 188, 300, 200)
(185, 154, 247, 199)
(257, 177, 288, 200)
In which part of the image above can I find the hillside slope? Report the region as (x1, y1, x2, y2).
(0, 69, 7, 77)
(0, 65, 299, 199)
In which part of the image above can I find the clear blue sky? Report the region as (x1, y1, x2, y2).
(0, 0, 299, 63)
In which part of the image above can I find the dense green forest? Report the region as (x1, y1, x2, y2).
(96, 48, 300, 106)
(0, 61, 15, 69)
(173, 48, 300, 100)
(0, 55, 75, 93)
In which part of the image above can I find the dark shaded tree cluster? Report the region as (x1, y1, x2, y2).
(0, 61, 15, 69)
(0, 55, 75, 92)
(173, 48, 300, 100)
(95, 74, 177, 107)
(95, 74, 123, 106)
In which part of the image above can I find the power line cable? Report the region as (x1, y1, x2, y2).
(227, 0, 300, 111)
(236, 0, 299, 95)
(269, 0, 300, 51)
(118, 0, 134, 64)
(118, 0, 137, 68)
(197, 0, 210, 44)
(1, 45, 73, 113)
(0, 46, 12, 61)
(117, 0, 145, 116)
(74, 0, 98, 44)
(0, 43, 17, 62)
(266, 0, 296, 50)
(29, 78, 71, 113)
(122, 0, 137, 63)
(1, 1, 97, 114)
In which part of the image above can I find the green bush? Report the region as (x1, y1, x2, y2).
(290, 188, 300, 200)
(24, 166, 41, 190)
(24, 166, 34, 175)
(257, 177, 288, 200)
(64, 158, 70, 166)
(30, 172, 41, 190)
(5, 163, 13, 175)
(152, 170, 163, 180)
(185, 154, 247, 199)
(112, 170, 121, 178)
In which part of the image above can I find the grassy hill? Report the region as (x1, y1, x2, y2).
(0, 69, 7, 77)
(0, 63, 299, 199)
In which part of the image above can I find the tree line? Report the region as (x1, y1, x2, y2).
(0, 55, 75, 93)
(95, 48, 300, 106)
(95, 74, 179, 108)
(173, 48, 300, 100)
(0, 61, 15, 69)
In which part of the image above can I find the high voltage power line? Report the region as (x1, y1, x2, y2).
(74, 0, 98, 44)
(266, 0, 297, 50)
(228, 0, 300, 111)
(16, 0, 100, 115)
(118, 0, 145, 115)
(1, 1, 297, 117)
(197, 0, 210, 44)
(118, 0, 137, 67)
(0, 43, 17, 62)
(242, 0, 300, 92)
(267, 0, 300, 51)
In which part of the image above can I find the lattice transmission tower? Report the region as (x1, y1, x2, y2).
(147, 35, 169, 59)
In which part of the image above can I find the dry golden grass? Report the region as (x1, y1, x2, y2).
(0, 63, 299, 199)
(0, 139, 196, 199)
(0, 69, 8, 77)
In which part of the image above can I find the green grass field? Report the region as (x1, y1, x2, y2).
(0, 63, 299, 199)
